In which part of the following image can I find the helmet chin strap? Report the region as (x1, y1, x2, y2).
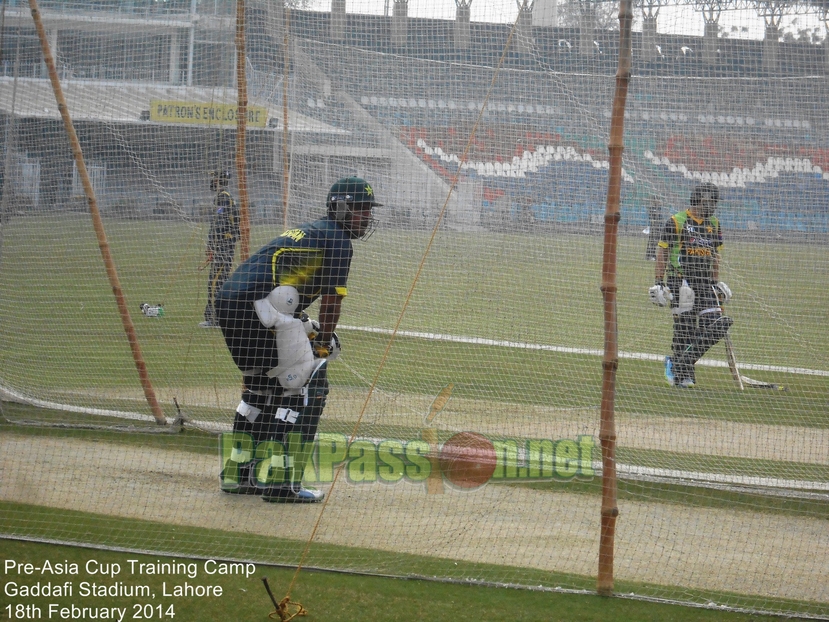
(342, 213, 376, 240)
(332, 200, 375, 239)
(358, 215, 376, 240)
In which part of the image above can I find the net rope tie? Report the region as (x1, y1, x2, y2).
(263, 578, 306, 621)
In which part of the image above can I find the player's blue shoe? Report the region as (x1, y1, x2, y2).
(664, 356, 675, 386)
(262, 485, 325, 503)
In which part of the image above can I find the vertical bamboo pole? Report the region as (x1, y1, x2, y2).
(282, 6, 291, 230)
(597, 0, 632, 596)
(28, 0, 166, 425)
(235, 0, 251, 261)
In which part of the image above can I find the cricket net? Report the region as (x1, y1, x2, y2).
(0, 0, 827, 618)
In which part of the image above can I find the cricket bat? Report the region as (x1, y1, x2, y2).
(723, 333, 744, 390)
(724, 334, 787, 391)
(422, 384, 455, 495)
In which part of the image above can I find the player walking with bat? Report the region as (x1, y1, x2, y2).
(648, 182, 733, 388)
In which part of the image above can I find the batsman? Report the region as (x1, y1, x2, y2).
(215, 177, 382, 502)
(649, 182, 733, 388)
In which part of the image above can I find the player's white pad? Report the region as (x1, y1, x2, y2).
(252, 286, 316, 388)
(269, 285, 300, 315)
(675, 279, 695, 314)
(715, 281, 732, 304)
(274, 408, 299, 423)
(265, 314, 318, 389)
(253, 286, 300, 328)
(236, 400, 262, 423)
(302, 316, 320, 338)
(648, 284, 672, 307)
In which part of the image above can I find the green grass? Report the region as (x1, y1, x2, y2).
(0, 219, 826, 424)
(518, 477, 829, 520)
(0, 508, 819, 621)
(341, 332, 829, 428)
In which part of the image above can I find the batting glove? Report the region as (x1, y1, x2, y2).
(311, 333, 341, 361)
(300, 313, 321, 340)
(312, 342, 330, 358)
(648, 281, 673, 307)
(328, 332, 341, 362)
(715, 281, 732, 304)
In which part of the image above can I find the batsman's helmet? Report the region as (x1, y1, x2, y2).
(327, 177, 382, 239)
(690, 182, 719, 207)
(209, 170, 230, 191)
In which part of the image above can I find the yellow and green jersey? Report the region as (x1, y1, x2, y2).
(218, 217, 353, 313)
(658, 209, 722, 281)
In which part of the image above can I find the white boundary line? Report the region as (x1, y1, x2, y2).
(339, 325, 829, 377)
(0, 385, 157, 423)
(613, 462, 829, 493)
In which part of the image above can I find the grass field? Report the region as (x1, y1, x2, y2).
(1, 537, 794, 622)
(0, 216, 826, 421)
(1, 215, 827, 619)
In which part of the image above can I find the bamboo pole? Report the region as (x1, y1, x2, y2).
(597, 0, 633, 596)
(28, 0, 166, 426)
(235, 0, 251, 261)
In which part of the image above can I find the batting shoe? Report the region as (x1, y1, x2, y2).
(221, 482, 263, 495)
(677, 377, 696, 388)
(664, 356, 675, 386)
(262, 485, 325, 504)
(220, 465, 262, 495)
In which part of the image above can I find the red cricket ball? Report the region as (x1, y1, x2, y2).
(438, 432, 497, 490)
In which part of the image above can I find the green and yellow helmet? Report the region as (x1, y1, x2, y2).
(326, 177, 382, 238)
(690, 182, 719, 217)
(209, 170, 230, 191)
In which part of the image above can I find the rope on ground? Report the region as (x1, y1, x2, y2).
(262, 577, 306, 621)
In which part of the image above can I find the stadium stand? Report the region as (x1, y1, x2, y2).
(2, 3, 827, 233)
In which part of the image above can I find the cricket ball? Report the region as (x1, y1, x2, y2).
(438, 432, 497, 490)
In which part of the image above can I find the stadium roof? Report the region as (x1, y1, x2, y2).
(0, 77, 345, 133)
(2, 6, 196, 33)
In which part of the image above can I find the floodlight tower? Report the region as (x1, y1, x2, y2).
(392, 0, 409, 49)
(575, 0, 598, 56)
(691, 0, 731, 65)
(515, 0, 535, 55)
(331, 0, 346, 41)
(533, 0, 559, 26)
(636, 0, 664, 62)
(455, 0, 472, 52)
(751, 0, 794, 71)
(816, 0, 829, 70)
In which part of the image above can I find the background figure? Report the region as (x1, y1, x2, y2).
(645, 195, 664, 260)
(649, 182, 733, 388)
(215, 176, 382, 503)
(517, 195, 535, 227)
(201, 170, 239, 328)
